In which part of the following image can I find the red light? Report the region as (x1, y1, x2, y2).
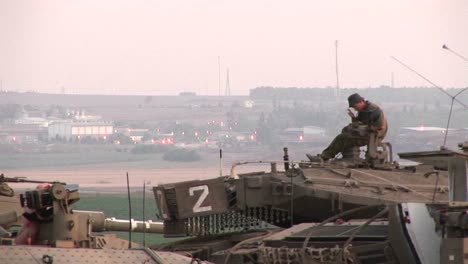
(12, 136, 16, 142)
(103, 136, 107, 140)
(299, 135, 304, 141)
(151, 139, 155, 144)
(205, 139, 209, 143)
(162, 139, 166, 144)
(250, 135, 255, 141)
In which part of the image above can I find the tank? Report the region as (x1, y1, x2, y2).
(150, 136, 460, 263)
(0, 177, 207, 264)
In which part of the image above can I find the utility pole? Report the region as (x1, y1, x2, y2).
(391, 72, 394, 88)
(218, 56, 221, 96)
(335, 40, 340, 98)
(225, 68, 230, 96)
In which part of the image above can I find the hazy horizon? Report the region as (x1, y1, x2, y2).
(1, 0, 467, 96)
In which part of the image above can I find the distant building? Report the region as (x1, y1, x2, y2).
(281, 126, 326, 143)
(48, 121, 113, 140)
(14, 117, 49, 127)
(303, 126, 326, 136)
(0, 124, 43, 143)
(114, 128, 149, 142)
(179, 92, 197, 96)
(243, 100, 254, 108)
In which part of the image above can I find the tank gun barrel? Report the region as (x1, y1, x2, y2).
(0, 174, 64, 185)
(74, 210, 164, 233)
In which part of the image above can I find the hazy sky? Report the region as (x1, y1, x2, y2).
(0, 0, 467, 95)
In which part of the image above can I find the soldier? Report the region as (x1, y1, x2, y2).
(308, 93, 387, 161)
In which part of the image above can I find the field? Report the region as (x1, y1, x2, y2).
(5, 147, 294, 246)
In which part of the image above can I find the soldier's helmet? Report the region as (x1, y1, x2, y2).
(348, 93, 364, 107)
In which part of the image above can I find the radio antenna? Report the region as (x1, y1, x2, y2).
(126, 172, 132, 249)
(142, 180, 146, 247)
(391, 56, 468, 147)
(443, 44, 468, 63)
(390, 56, 468, 109)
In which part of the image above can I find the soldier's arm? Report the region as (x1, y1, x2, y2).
(369, 109, 385, 131)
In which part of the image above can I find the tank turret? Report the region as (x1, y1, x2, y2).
(152, 146, 450, 263)
(1, 180, 164, 250)
(0, 176, 207, 264)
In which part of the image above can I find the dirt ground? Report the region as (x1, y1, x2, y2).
(4, 145, 319, 193)
(5, 163, 272, 192)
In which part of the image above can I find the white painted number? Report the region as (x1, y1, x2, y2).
(189, 185, 212, 213)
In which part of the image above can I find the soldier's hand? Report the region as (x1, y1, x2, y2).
(368, 126, 378, 132)
(347, 109, 355, 119)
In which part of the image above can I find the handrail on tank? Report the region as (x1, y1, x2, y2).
(230, 159, 312, 179)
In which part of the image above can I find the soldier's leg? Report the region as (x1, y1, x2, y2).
(321, 133, 349, 160)
(321, 134, 367, 160)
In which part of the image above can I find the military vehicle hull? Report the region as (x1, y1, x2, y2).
(151, 153, 449, 263)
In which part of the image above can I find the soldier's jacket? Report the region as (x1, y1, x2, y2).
(352, 101, 387, 139)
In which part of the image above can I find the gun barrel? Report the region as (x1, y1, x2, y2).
(1, 177, 60, 184)
(104, 218, 164, 233)
(74, 210, 163, 233)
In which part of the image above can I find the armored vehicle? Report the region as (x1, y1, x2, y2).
(151, 134, 460, 263)
(0, 176, 206, 264)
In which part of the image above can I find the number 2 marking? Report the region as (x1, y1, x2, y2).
(189, 185, 212, 213)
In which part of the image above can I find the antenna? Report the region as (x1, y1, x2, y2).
(225, 68, 231, 96)
(126, 172, 132, 249)
(443, 44, 468, 63)
(391, 56, 468, 147)
(441, 44, 468, 146)
(219, 149, 223, 176)
(218, 56, 221, 96)
(335, 40, 340, 97)
(142, 180, 146, 247)
(442, 88, 468, 146)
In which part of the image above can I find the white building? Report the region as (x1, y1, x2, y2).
(48, 121, 114, 140)
(303, 126, 326, 136)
